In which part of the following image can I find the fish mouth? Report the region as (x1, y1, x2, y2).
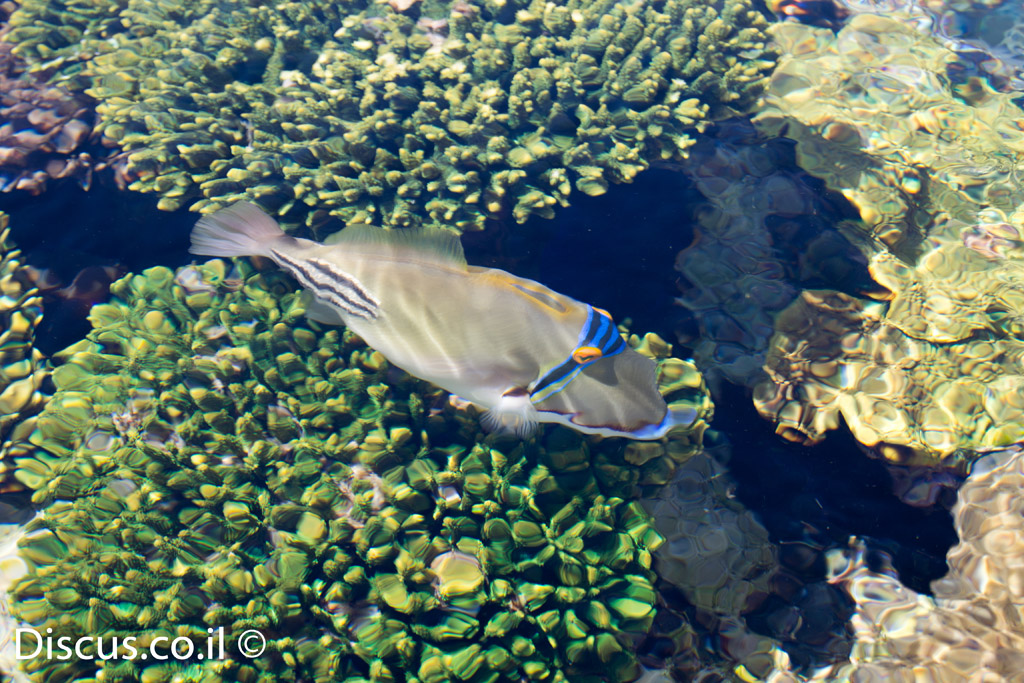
(532, 348, 678, 439)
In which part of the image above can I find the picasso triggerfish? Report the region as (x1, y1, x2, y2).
(190, 203, 693, 439)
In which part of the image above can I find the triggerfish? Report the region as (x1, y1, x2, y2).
(190, 203, 693, 439)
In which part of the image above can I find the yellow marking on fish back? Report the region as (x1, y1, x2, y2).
(469, 267, 578, 318)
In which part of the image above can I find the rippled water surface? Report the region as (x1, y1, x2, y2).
(1, 0, 1023, 681)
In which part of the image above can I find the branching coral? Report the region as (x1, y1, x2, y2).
(8, 259, 712, 682)
(0, 212, 47, 492)
(6, 0, 775, 231)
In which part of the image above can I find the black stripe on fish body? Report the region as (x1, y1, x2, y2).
(270, 249, 380, 320)
(531, 357, 578, 398)
(586, 313, 613, 349)
(305, 258, 381, 313)
(532, 306, 615, 401)
(600, 328, 627, 356)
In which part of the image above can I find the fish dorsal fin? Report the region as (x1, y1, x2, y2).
(322, 224, 467, 269)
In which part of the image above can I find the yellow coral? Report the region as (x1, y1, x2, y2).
(753, 285, 1024, 464)
(756, 14, 1024, 260)
(768, 446, 1024, 681)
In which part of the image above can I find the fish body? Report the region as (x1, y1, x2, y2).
(190, 203, 694, 439)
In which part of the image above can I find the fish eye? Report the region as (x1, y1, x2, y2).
(572, 346, 603, 364)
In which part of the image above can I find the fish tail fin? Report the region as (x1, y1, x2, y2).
(480, 392, 538, 439)
(190, 202, 285, 258)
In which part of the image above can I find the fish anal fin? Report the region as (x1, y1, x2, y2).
(480, 390, 538, 439)
(323, 224, 467, 269)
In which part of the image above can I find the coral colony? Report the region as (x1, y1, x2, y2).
(7, 259, 711, 681)
(7, 0, 773, 231)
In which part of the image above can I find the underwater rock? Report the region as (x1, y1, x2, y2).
(644, 445, 775, 620)
(7, 259, 713, 682)
(766, 0, 848, 28)
(672, 120, 866, 390)
(641, 439, 786, 680)
(6, 0, 775, 231)
(0, 212, 47, 492)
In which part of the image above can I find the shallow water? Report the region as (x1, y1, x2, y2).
(0, 0, 1022, 681)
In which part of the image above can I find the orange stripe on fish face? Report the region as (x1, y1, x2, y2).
(571, 346, 603, 364)
(592, 307, 612, 319)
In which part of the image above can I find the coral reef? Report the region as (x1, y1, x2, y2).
(0, 212, 47, 491)
(752, 285, 1024, 465)
(768, 445, 1024, 681)
(0, 518, 31, 683)
(8, 259, 713, 682)
(834, 0, 1023, 93)
(749, 13, 1024, 464)
(6, 0, 775, 231)
(751, 200, 1024, 462)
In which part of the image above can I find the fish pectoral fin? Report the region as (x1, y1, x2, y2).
(300, 290, 347, 326)
(480, 389, 538, 439)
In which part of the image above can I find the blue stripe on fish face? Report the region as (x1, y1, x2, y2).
(586, 310, 626, 356)
(529, 306, 626, 404)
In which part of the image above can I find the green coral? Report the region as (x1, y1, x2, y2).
(7, 0, 774, 231)
(0, 212, 48, 491)
(10, 260, 712, 682)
